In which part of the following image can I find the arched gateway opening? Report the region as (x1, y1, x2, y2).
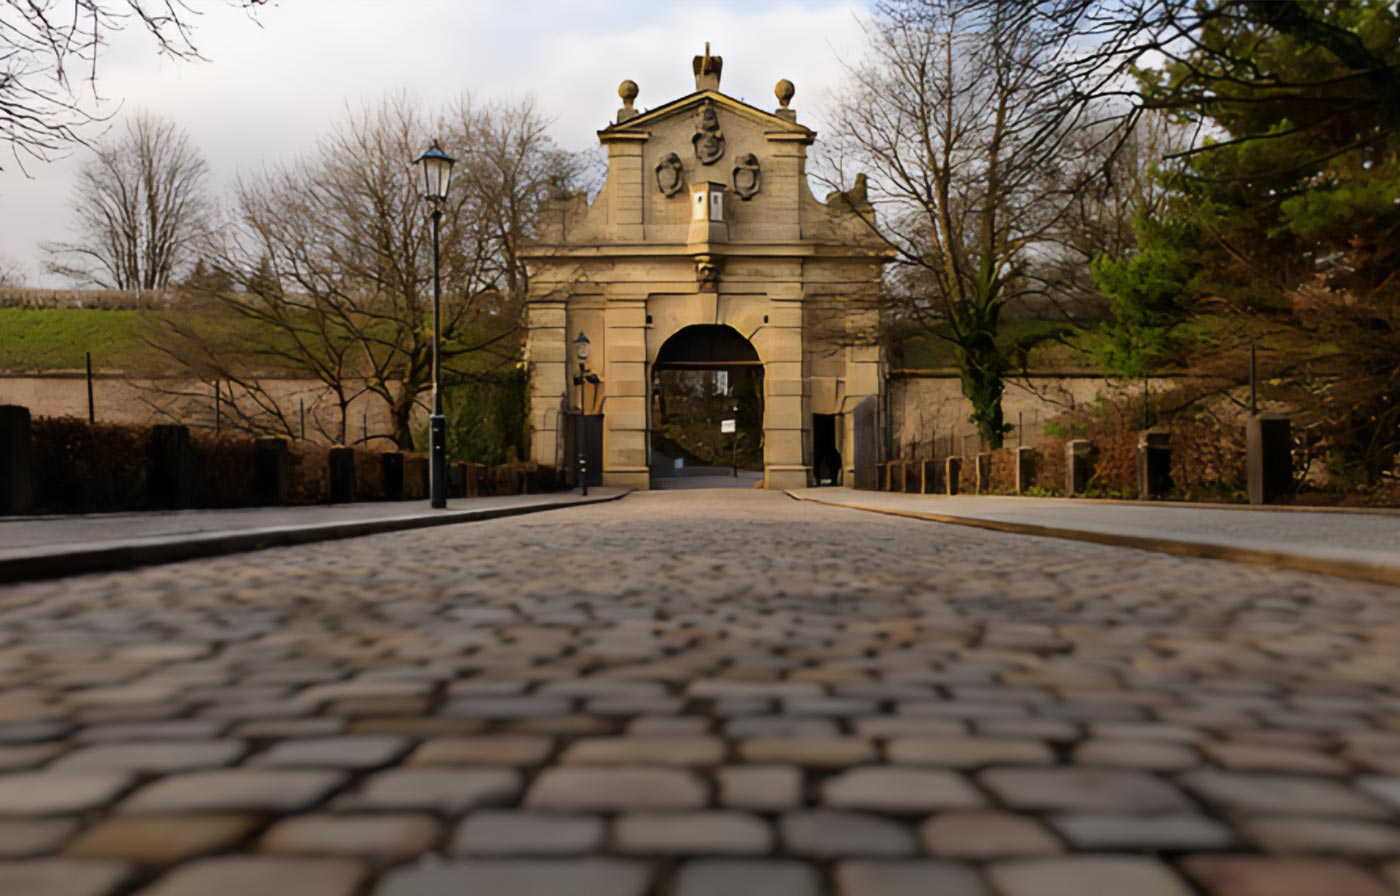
(650, 325, 764, 489)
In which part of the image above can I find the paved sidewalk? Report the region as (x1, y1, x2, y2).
(790, 488, 1400, 587)
(2, 489, 1399, 895)
(0, 490, 626, 581)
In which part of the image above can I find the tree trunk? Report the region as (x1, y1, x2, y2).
(389, 390, 417, 450)
(959, 335, 1007, 450)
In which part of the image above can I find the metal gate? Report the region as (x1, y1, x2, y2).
(563, 412, 604, 488)
(852, 395, 879, 490)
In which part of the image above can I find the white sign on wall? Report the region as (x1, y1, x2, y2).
(720, 419, 736, 434)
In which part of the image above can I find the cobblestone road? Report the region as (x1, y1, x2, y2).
(3, 490, 1400, 895)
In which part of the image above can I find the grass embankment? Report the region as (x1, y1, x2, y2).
(0, 308, 164, 372)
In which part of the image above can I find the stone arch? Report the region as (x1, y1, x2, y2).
(649, 324, 765, 488)
(654, 324, 761, 369)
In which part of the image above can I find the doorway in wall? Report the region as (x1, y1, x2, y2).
(649, 324, 764, 490)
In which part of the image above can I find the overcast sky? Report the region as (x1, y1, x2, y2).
(0, 0, 870, 286)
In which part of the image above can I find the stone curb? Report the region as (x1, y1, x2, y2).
(0, 490, 629, 583)
(786, 491, 1400, 589)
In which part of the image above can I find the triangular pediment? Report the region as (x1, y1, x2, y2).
(600, 89, 813, 140)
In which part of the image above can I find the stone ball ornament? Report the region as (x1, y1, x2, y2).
(619, 80, 640, 104)
(775, 79, 796, 109)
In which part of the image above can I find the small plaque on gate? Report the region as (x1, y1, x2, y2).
(720, 419, 736, 434)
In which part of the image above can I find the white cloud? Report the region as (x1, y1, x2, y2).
(0, 0, 870, 285)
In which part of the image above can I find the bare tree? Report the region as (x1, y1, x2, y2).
(155, 95, 587, 448)
(824, 0, 1136, 447)
(0, 0, 265, 170)
(0, 254, 24, 287)
(44, 111, 210, 291)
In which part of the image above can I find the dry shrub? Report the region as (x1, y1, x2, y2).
(403, 454, 428, 499)
(957, 456, 977, 493)
(288, 442, 330, 505)
(989, 448, 1018, 492)
(1172, 418, 1247, 501)
(31, 416, 147, 512)
(188, 430, 256, 507)
(1090, 431, 1138, 494)
(1032, 438, 1066, 493)
(354, 449, 386, 500)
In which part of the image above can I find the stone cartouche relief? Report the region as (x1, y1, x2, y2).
(732, 153, 761, 200)
(656, 152, 685, 197)
(692, 103, 725, 165)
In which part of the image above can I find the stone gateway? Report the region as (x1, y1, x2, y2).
(524, 49, 887, 489)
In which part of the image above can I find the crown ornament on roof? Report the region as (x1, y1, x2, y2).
(693, 42, 722, 91)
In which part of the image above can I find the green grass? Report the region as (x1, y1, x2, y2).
(0, 306, 519, 375)
(0, 308, 164, 372)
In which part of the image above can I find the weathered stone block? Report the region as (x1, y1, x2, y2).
(328, 447, 356, 504)
(1015, 446, 1036, 495)
(1247, 412, 1291, 505)
(1137, 430, 1173, 499)
(0, 405, 33, 514)
(378, 452, 403, 500)
(1065, 439, 1095, 497)
(250, 438, 288, 506)
(147, 424, 193, 510)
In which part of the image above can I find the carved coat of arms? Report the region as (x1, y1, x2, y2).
(692, 104, 725, 165)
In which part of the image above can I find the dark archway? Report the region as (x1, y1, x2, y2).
(651, 325, 764, 489)
(654, 324, 761, 369)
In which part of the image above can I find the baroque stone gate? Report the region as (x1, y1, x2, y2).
(524, 48, 887, 489)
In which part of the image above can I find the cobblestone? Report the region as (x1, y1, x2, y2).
(6, 490, 1400, 891)
(338, 768, 519, 813)
(451, 811, 605, 855)
(0, 858, 131, 896)
(250, 735, 406, 769)
(779, 810, 918, 857)
(0, 818, 79, 857)
(1245, 816, 1400, 855)
(672, 860, 820, 896)
(0, 771, 131, 814)
(612, 811, 772, 854)
(119, 769, 343, 814)
(259, 814, 440, 861)
(54, 741, 246, 772)
(137, 856, 365, 896)
(884, 736, 1052, 766)
(374, 859, 651, 896)
(822, 767, 985, 811)
(408, 735, 553, 766)
(562, 736, 725, 765)
(989, 856, 1194, 895)
(919, 812, 1063, 858)
(66, 815, 257, 864)
(1182, 769, 1390, 817)
(525, 767, 709, 811)
(834, 860, 988, 896)
(1182, 855, 1395, 896)
(979, 767, 1192, 813)
(716, 765, 802, 810)
(1049, 814, 1235, 850)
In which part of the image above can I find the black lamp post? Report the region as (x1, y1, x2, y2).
(413, 140, 455, 509)
(573, 332, 591, 495)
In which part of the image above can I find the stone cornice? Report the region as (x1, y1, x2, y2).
(522, 242, 893, 262)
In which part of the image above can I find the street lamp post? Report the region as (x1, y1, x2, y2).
(573, 332, 591, 496)
(413, 140, 455, 510)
